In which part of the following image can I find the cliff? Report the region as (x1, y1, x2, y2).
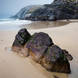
(12, 0, 78, 21)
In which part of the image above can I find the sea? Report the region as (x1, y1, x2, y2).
(0, 18, 32, 30)
(0, 17, 70, 31)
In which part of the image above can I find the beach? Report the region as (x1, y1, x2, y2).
(0, 20, 78, 78)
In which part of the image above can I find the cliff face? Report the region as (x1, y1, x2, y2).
(26, 0, 78, 21)
(12, 0, 78, 21)
(11, 5, 42, 19)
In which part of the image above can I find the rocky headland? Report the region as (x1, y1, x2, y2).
(12, 0, 78, 21)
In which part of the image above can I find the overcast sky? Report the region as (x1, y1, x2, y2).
(0, 0, 52, 18)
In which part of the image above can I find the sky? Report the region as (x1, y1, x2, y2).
(0, 0, 52, 18)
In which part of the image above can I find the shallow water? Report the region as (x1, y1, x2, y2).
(0, 19, 78, 31)
(21, 20, 78, 30)
(0, 19, 71, 31)
(23, 20, 70, 29)
(0, 19, 32, 30)
(1, 19, 78, 31)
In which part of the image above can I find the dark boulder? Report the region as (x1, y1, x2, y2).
(12, 28, 31, 56)
(12, 28, 31, 47)
(26, 32, 54, 62)
(41, 45, 71, 73)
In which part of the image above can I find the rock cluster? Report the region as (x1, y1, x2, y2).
(12, 28, 73, 73)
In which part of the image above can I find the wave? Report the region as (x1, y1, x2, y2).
(0, 18, 32, 25)
(0, 18, 32, 30)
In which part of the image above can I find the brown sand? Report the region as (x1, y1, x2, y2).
(0, 21, 78, 78)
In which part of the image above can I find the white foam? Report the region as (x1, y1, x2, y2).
(0, 19, 32, 30)
(0, 19, 32, 25)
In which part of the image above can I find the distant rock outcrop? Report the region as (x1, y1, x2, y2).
(12, 28, 73, 73)
(11, 5, 43, 19)
(12, 0, 78, 21)
(25, 0, 78, 21)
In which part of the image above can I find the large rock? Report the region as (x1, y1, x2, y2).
(12, 28, 31, 56)
(12, 29, 73, 73)
(41, 45, 72, 73)
(26, 32, 54, 62)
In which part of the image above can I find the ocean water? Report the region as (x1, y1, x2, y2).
(0, 18, 71, 31)
(0, 18, 32, 30)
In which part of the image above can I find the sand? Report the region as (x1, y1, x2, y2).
(0, 21, 78, 78)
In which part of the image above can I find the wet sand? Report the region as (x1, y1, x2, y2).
(0, 21, 78, 78)
(22, 20, 78, 29)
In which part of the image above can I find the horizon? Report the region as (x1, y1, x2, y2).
(0, 0, 53, 19)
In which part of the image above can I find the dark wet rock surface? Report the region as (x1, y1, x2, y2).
(12, 28, 31, 56)
(26, 32, 53, 62)
(41, 45, 71, 73)
(12, 28, 73, 73)
(26, 32, 53, 48)
(12, 28, 31, 47)
(63, 49, 73, 61)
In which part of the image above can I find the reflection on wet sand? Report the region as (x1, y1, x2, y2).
(21, 20, 78, 29)
(22, 20, 70, 29)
